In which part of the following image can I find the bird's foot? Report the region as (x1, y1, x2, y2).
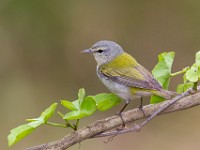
(137, 104, 145, 117)
(115, 112, 126, 128)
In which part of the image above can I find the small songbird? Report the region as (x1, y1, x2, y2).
(82, 40, 174, 113)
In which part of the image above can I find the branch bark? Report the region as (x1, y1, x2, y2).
(26, 91, 200, 150)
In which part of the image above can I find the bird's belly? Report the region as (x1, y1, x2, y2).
(97, 74, 154, 103)
(98, 75, 134, 103)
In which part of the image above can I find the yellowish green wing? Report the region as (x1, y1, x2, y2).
(100, 64, 162, 90)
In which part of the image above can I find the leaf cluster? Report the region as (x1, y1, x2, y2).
(151, 51, 200, 103)
(8, 89, 121, 146)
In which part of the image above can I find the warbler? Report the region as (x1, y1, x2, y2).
(82, 40, 174, 113)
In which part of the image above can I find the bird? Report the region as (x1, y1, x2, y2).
(82, 40, 175, 113)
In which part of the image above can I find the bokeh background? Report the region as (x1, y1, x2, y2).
(1, 0, 200, 150)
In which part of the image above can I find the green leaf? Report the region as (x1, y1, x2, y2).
(80, 96, 96, 115)
(61, 100, 77, 111)
(28, 119, 44, 128)
(195, 51, 200, 67)
(26, 117, 43, 123)
(185, 64, 200, 82)
(176, 83, 194, 93)
(8, 124, 35, 147)
(40, 103, 57, 122)
(152, 52, 175, 88)
(63, 96, 96, 120)
(72, 100, 80, 110)
(150, 95, 164, 104)
(150, 52, 175, 104)
(63, 111, 86, 120)
(8, 120, 44, 147)
(94, 93, 121, 111)
(78, 88, 85, 105)
(61, 88, 86, 111)
(9, 103, 57, 146)
(26, 103, 57, 123)
(183, 74, 188, 83)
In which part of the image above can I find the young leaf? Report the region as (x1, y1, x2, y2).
(8, 124, 35, 147)
(78, 88, 86, 105)
(185, 64, 200, 83)
(152, 52, 175, 88)
(176, 83, 194, 93)
(150, 52, 175, 104)
(61, 100, 77, 111)
(63, 96, 96, 120)
(195, 51, 200, 67)
(150, 96, 164, 104)
(26, 117, 43, 123)
(72, 100, 80, 110)
(27, 120, 45, 128)
(94, 93, 121, 111)
(61, 89, 86, 112)
(40, 103, 58, 122)
(8, 120, 44, 147)
(8, 103, 58, 146)
(63, 111, 85, 120)
(80, 96, 96, 115)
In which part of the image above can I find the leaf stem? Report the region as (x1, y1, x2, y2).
(193, 82, 198, 91)
(46, 122, 67, 128)
(74, 119, 80, 131)
(57, 111, 76, 130)
(57, 111, 64, 117)
(170, 67, 189, 77)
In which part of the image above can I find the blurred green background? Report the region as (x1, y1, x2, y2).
(1, 0, 200, 150)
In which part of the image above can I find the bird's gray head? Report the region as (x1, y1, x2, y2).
(82, 40, 124, 65)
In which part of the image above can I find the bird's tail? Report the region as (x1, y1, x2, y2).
(153, 89, 178, 99)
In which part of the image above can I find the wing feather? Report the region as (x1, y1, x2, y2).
(100, 64, 162, 90)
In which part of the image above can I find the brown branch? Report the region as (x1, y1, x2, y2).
(26, 91, 200, 150)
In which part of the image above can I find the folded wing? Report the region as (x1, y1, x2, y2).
(100, 64, 162, 90)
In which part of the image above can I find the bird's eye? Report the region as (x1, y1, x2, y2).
(97, 49, 103, 53)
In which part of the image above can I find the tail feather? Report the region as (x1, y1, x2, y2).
(154, 89, 178, 99)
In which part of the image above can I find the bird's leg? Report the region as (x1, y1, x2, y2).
(119, 103, 129, 114)
(116, 102, 129, 128)
(137, 97, 145, 117)
(138, 97, 143, 109)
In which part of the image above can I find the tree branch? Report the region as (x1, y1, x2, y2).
(26, 91, 200, 150)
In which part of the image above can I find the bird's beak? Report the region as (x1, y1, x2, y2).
(81, 49, 93, 54)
